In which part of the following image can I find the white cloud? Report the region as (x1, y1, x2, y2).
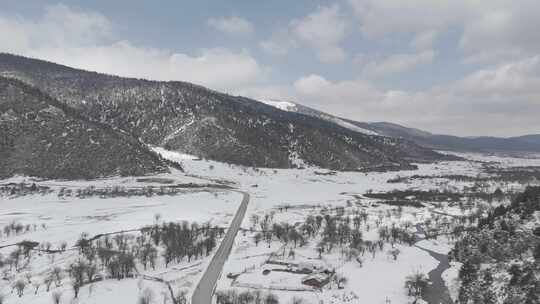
(207, 16, 254, 36)
(363, 50, 435, 78)
(294, 74, 332, 95)
(292, 5, 346, 48)
(348, 0, 540, 64)
(289, 55, 540, 136)
(317, 46, 347, 64)
(260, 4, 348, 63)
(0, 3, 112, 54)
(3, 3, 540, 136)
(352, 53, 366, 65)
(235, 85, 294, 102)
(455, 56, 540, 99)
(293, 75, 392, 118)
(347, 0, 461, 38)
(259, 28, 298, 56)
(0, 5, 264, 91)
(410, 30, 438, 50)
(27, 43, 264, 90)
(292, 4, 348, 63)
(459, 1, 540, 64)
(259, 39, 289, 56)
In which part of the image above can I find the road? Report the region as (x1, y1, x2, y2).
(192, 191, 250, 304)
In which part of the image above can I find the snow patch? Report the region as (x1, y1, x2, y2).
(152, 146, 198, 162)
(259, 99, 297, 112)
(163, 117, 195, 142)
(259, 98, 379, 136)
(319, 114, 380, 136)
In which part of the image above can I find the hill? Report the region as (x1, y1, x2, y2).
(0, 77, 171, 179)
(364, 122, 540, 153)
(0, 53, 452, 171)
(258, 99, 540, 154)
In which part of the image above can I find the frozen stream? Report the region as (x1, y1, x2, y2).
(414, 224, 454, 304)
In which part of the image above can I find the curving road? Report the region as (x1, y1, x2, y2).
(192, 191, 250, 304)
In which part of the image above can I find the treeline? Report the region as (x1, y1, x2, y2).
(387, 174, 480, 183)
(364, 189, 463, 202)
(0, 183, 52, 197)
(0, 219, 222, 301)
(251, 207, 419, 264)
(141, 221, 222, 267)
(215, 289, 281, 304)
(364, 188, 508, 205)
(388, 166, 540, 185)
(1, 182, 228, 199)
(483, 166, 540, 183)
(0, 221, 47, 239)
(58, 184, 204, 199)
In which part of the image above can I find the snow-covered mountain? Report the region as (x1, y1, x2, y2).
(0, 53, 453, 174)
(359, 122, 540, 153)
(258, 99, 379, 136)
(259, 98, 540, 154)
(258, 99, 297, 112)
(0, 76, 172, 179)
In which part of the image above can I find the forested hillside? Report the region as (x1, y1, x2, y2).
(0, 77, 171, 179)
(0, 53, 451, 171)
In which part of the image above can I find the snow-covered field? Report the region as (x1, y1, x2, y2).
(1, 190, 240, 248)
(0, 175, 241, 303)
(1, 151, 539, 304)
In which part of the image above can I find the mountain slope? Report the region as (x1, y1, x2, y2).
(362, 122, 540, 153)
(0, 53, 451, 171)
(512, 134, 540, 146)
(257, 100, 462, 161)
(258, 99, 540, 154)
(0, 76, 171, 179)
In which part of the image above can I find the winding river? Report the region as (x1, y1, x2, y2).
(414, 224, 454, 304)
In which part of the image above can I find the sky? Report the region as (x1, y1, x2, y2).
(1, 0, 539, 137)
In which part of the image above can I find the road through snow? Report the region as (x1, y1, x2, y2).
(192, 191, 250, 304)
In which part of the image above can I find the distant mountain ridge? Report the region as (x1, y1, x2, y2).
(0, 53, 453, 174)
(257, 99, 540, 154)
(360, 122, 540, 153)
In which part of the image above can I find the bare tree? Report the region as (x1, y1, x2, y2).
(86, 263, 97, 282)
(72, 282, 81, 299)
(250, 214, 259, 228)
(68, 259, 88, 298)
(24, 272, 32, 283)
(33, 280, 41, 294)
(14, 279, 26, 297)
(175, 289, 188, 304)
(44, 273, 54, 291)
(254, 233, 262, 246)
(52, 266, 63, 287)
(388, 248, 401, 261)
(334, 274, 348, 289)
(404, 272, 429, 302)
(264, 292, 279, 304)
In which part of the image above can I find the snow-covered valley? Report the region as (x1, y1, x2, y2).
(1, 151, 539, 304)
